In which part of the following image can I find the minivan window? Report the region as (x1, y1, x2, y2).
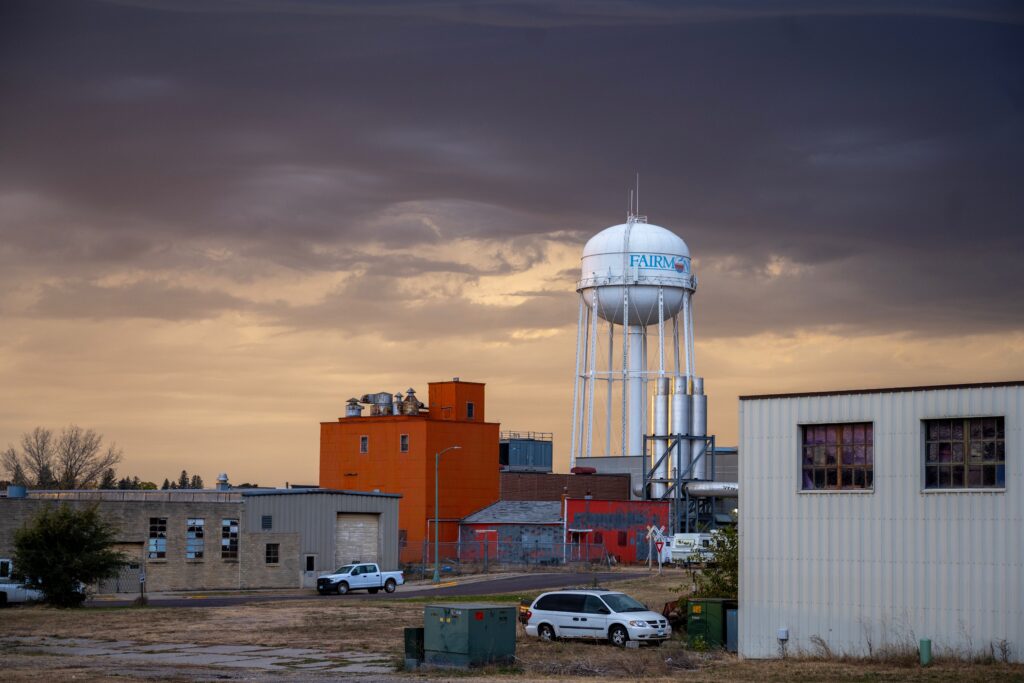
(601, 593, 647, 613)
(536, 593, 586, 612)
(584, 595, 609, 614)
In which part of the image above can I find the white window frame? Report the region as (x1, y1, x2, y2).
(359, 435, 369, 453)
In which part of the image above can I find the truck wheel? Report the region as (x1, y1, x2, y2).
(538, 624, 556, 642)
(384, 578, 397, 593)
(609, 625, 629, 647)
(336, 581, 349, 595)
(368, 588, 379, 594)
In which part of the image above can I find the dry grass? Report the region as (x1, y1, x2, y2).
(2, 570, 1022, 682)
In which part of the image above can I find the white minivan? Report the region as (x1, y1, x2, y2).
(524, 589, 671, 646)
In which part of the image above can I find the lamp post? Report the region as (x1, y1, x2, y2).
(433, 445, 461, 583)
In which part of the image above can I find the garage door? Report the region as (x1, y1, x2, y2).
(335, 513, 379, 568)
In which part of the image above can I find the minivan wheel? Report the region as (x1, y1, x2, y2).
(609, 625, 629, 647)
(538, 624, 556, 642)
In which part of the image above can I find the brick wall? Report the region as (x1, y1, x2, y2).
(0, 498, 301, 592)
(499, 472, 630, 501)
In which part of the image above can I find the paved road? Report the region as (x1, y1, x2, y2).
(87, 571, 647, 608)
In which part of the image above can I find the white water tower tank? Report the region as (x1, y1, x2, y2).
(579, 222, 694, 325)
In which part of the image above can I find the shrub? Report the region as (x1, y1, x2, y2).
(14, 504, 127, 607)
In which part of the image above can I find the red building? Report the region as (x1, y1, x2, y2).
(565, 498, 669, 563)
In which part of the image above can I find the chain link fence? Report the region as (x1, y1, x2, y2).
(403, 540, 615, 581)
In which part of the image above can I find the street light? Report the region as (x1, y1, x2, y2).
(433, 444, 462, 584)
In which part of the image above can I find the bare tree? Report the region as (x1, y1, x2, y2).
(2, 425, 123, 489)
(19, 427, 55, 485)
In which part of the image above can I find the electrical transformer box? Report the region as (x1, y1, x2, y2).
(424, 603, 516, 667)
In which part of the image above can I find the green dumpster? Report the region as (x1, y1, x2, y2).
(424, 603, 516, 667)
(687, 598, 737, 649)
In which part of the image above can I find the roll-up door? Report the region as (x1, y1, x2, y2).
(335, 513, 379, 567)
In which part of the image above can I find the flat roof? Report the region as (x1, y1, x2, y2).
(6, 488, 401, 501)
(241, 488, 401, 499)
(739, 380, 1024, 401)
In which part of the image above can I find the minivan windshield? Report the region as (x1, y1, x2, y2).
(333, 565, 354, 574)
(601, 593, 647, 613)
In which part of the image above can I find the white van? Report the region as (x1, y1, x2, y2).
(523, 589, 671, 646)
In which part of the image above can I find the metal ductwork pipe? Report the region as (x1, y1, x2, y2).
(685, 481, 738, 498)
(690, 377, 708, 480)
(652, 377, 670, 498)
(672, 377, 691, 479)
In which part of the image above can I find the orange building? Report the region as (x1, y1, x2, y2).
(320, 379, 500, 564)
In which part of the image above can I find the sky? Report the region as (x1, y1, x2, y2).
(2, 0, 1023, 486)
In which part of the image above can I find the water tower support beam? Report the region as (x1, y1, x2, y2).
(585, 300, 599, 459)
(570, 297, 585, 469)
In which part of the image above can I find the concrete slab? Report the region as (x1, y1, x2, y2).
(251, 647, 323, 657)
(292, 661, 333, 669)
(132, 643, 200, 652)
(185, 644, 269, 655)
(210, 657, 289, 669)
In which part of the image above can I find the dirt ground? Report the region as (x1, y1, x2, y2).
(2, 570, 1021, 681)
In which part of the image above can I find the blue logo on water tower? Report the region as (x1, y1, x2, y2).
(629, 253, 690, 274)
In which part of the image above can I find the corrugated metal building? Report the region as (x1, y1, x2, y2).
(739, 381, 1022, 661)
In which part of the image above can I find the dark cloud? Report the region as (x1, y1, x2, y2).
(30, 281, 249, 321)
(1, 0, 1022, 339)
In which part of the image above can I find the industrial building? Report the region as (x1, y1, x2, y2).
(499, 470, 630, 501)
(458, 497, 669, 565)
(738, 381, 1021, 661)
(0, 486, 400, 591)
(319, 379, 500, 563)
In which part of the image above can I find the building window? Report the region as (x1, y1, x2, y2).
(593, 531, 603, 544)
(360, 435, 369, 453)
(398, 529, 408, 548)
(148, 517, 167, 559)
(925, 417, 1005, 489)
(186, 518, 204, 559)
(265, 543, 279, 564)
(801, 422, 873, 491)
(466, 402, 475, 420)
(261, 515, 273, 530)
(221, 518, 239, 560)
(0, 559, 11, 578)
(400, 434, 409, 453)
(617, 531, 627, 545)
(305, 555, 315, 572)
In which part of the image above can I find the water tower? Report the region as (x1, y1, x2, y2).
(570, 208, 709, 500)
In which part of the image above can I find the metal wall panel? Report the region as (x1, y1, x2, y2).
(739, 385, 1023, 661)
(242, 492, 400, 572)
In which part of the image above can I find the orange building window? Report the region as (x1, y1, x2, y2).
(400, 434, 409, 452)
(359, 435, 369, 453)
(466, 402, 475, 420)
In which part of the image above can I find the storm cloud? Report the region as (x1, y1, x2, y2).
(1, 0, 1022, 482)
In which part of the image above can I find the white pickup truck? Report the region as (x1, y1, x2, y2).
(0, 559, 43, 606)
(316, 562, 404, 595)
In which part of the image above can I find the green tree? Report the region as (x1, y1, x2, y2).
(99, 468, 117, 489)
(161, 478, 171, 490)
(177, 470, 189, 489)
(691, 525, 738, 599)
(13, 504, 126, 607)
(189, 474, 203, 489)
